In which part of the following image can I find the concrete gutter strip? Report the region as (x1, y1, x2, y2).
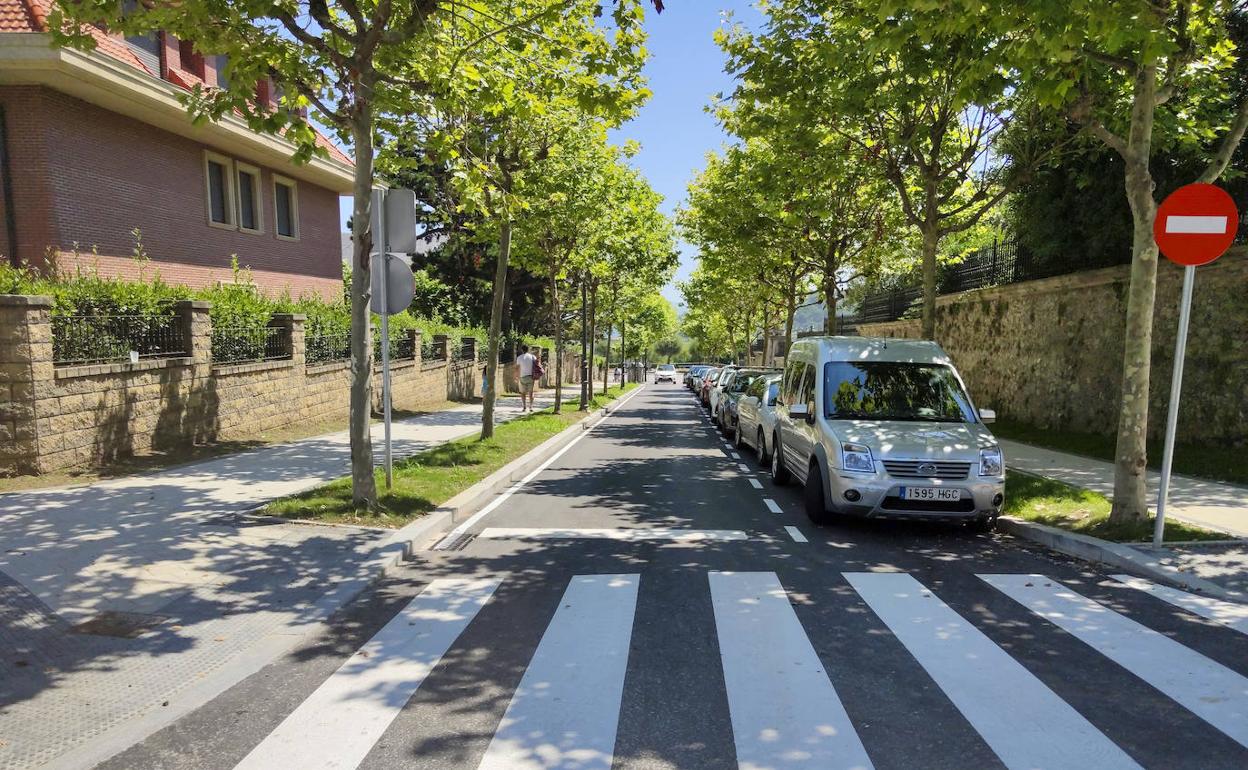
(999, 516, 1246, 604)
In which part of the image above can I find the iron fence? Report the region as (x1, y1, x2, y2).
(306, 332, 351, 366)
(420, 337, 439, 363)
(457, 340, 474, 361)
(52, 313, 186, 366)
(212, 325, 291, 365)
(390, 333, 416, 361)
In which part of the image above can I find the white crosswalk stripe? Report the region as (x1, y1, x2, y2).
(234, 577, 500, 770)
(1112, 574, 1248, 635)
(709, 570, 873, 770)
(477, 574, 640, 770)
(847, 572, 1140, 770)
(982, 573, 1248, 749)
(229, 570, 1248, 770)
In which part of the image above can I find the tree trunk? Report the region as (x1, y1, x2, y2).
(482, 218, 511, 439)
(920, 224, 940, 339)
(580, 275, 589, 410)
(822, 247, 839, 335)
(761, 303, 772, 366)
(549, 263, 562, 414)
(588, 281, 599, 396)
(347, 109, 377, 509)
(1110, 64, 1160, 524)
(603, 324, 611, 393)
(783, 289, 796, 362)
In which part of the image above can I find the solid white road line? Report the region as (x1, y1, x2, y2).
(234, 578, 500, 770)
(709, 571, 873, 770)
(433, 385, 647, 549)
(982, 573, 1248, 748)
(785, 526, 808, 543)
(477, 575, 639, 770)
(748, 478, 763, 489)
(848, 573, 1138, 770)
(737, 463, 752, 474)
(763, 498, 783, 514)
(478, 527, 748, 542)
(1112, 574, 1248, 636)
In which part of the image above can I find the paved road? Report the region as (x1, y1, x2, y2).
(97, 384, 1248, 770)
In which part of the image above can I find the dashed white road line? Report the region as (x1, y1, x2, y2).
(737, 463, 752, 474)
(729, 451, 741, 460)
(764, 498, 783, 514)
(784, 526, 808, 543)
(748, 478, 763, 489)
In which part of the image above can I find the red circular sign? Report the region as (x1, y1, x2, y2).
(1153, 183, 1239, 267)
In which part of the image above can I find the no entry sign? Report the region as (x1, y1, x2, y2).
(1153, 183, 1239, 266)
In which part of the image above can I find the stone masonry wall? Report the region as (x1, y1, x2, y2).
(857, 247, 1248, 445)
(0, 297, 491, 475)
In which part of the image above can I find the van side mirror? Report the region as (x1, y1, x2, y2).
(979, 408, 996, 424)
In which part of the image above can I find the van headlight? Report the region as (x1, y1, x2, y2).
(842, 443, 875, 474)
(980, 447, 1003, 477)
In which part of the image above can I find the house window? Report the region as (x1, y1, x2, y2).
(236, 163, 262, 234)
(273, 176, 298, 240)
(203, 151, 235, 228)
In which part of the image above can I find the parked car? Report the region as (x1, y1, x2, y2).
(686, 365, 709, 390)
(736, 373, 782, 462)
(699, 368, 722, 406)
(717, 369, 770, 432)
(769, 336, 1004, 532)
(708, 365, 740, 415)
(655, 364, 677, 383)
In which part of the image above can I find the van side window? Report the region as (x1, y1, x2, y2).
(782, 361, 803, 404)
(799, 363, 816, 408)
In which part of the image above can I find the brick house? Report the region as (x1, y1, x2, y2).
(0, 0, 353, 300)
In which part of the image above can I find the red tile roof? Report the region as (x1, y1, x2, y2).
(1, 0, 353, 167)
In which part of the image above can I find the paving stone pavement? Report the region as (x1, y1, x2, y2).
(0, 393, 553, 770)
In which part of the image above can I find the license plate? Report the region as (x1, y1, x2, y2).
(900, 486, 962, 502)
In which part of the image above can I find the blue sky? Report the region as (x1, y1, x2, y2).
(338, 0, 759, 310)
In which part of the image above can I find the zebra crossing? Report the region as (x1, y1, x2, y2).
(229, 570, 1248, 770)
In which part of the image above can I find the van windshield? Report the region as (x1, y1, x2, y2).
(823, 362, 975, 422)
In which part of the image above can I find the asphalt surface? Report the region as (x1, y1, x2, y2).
(99, 382, 1248, 770)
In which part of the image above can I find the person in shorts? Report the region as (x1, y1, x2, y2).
(516, 345, 538, 411)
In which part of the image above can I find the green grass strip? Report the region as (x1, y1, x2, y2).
(263, 383, 639, 528)
(1003, 470, 1228, 542)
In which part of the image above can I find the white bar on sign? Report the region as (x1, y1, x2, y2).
(982, 573, 1248, 748)
(709, 571, 873, 770)
(1165, 215, 1228, 234)
(234, 578, 500, 770)
(477, 574, 639, 770)
(850, 573, 1138, 770)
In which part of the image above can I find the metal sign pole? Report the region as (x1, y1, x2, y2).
(1153, 264, 1196, 546)
(379, 196, 393, 490)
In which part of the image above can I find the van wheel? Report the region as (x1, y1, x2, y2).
(770, 435, 792, 486)
(804, 461, 834, 525)
(969, 516, 997, 534)
(756, 430, 768, 466)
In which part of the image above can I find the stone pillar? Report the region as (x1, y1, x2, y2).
(175, 300, 212, 373)
(269, 313, 306, 367)
(410, 329, 422, 364)
(0, 295, 52, 475)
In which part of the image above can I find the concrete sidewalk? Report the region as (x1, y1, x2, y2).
(0, 392, 551, 770)
(1001, 438, 1248, 538)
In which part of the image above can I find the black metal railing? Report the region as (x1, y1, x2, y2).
(52, 313, 186, 366)
(421, 337, 441, 363)
(390, 333, 416, 361)
(457, 340, 474, 361)
(212, 325, 291, 365)
(306, 332, 351, 366)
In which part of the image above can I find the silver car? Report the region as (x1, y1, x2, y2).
(734, 373, 782, 464)
(708, 365, 739, 416)
(770, 337, 1005, 532)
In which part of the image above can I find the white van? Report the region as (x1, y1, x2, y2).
(770, 336, 1005, 531)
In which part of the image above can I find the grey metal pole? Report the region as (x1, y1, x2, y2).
(1153, 264, 1196, 546)
(379, 198, 393, 490)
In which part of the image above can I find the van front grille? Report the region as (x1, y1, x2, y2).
(882, 460, 971, 480)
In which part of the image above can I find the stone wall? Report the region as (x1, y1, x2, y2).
(0, 296, 486, 475)
(857, 248, 1247, 445)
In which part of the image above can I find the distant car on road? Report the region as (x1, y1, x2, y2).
(736, 373, 782, 463)
(655, 364, 677, 383)
(769, 336, 1004, 532)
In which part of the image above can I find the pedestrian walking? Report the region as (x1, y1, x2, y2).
(516, 345, 538, 412)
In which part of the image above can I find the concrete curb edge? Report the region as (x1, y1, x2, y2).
(999, 515, 1246, 604)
